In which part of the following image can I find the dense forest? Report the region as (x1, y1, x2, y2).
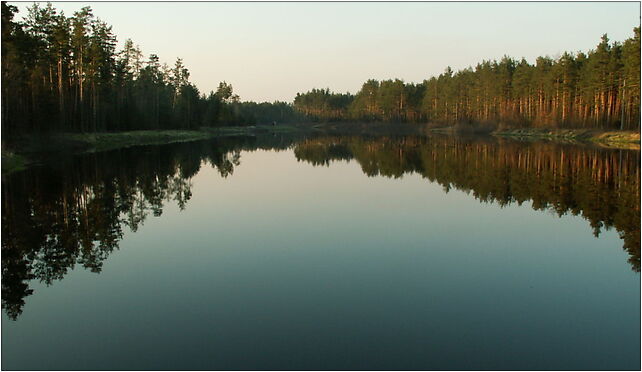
(294, 30, 641, 130)
(2, 2, 640, 136)
(1, 2, 301, 136)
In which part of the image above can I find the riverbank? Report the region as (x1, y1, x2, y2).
(2, 129, 218, 175)
(1, 150, 28, 175)
(3, 124, 640, 176)
(428, 125, 640, 149)
(59, 130, 218, 152)
(492, 128, 640, 146)
(1, 125, 313, 175)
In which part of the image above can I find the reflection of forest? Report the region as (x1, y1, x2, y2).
(1, 138, 248, 320)
(2, 133, 639, 320)
(294, 135, 640, 273)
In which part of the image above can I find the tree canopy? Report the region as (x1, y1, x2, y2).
(2, 3, 639, 134)
(292, 30, 640, 130)
(1, 2, 289, 135)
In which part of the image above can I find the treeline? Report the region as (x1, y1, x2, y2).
(293, 88, 355, 121)
(231, 101, 304, 125)
(293, 30, 640, 130)
(1, 3, 296, 136)
(2, 2, 639, 134)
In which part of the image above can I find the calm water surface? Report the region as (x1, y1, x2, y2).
(2, 133, 640, 370)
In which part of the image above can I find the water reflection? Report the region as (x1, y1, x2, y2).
(293, 135, 641, 272)
(2, 133, 639, 319)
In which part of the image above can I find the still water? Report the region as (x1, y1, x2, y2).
(2, 133, 640, 370)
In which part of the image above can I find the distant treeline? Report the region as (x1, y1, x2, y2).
(2, 2, 639, 135)
(294, 29, 640, 130)
(231, 101, 304, 125)
(1, 3, 301, 136)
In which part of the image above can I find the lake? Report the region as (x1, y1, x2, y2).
(1, 132, 640, 370)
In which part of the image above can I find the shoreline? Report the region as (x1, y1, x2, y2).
(0, 126, 310, 175)
(492, 128, 640, 146)
(3, 125, 639, 176)
(427, 126, 640, 149)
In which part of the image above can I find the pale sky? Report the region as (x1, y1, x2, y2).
(11, 1, 641, 102)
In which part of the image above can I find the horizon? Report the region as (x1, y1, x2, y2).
(10, 1, 641, 102)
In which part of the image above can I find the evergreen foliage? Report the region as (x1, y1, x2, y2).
(2, 3, 639, 134)
(1, 3, 284, 135)
(294, 30, 641, 130)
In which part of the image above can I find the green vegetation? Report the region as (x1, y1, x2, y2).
(55, 124, 319, 149)
(293, 30, 640, 131)
(1, 130, 219, 176)
(294, 89, 356, 121)
(493, 128, 640, 145)
(1, 2, 638, 161)
(206, 123, 317, 137)
(591, 131, 641, 144)
(0, 124, 320, 175)
(4, 2, 639, 139)
(1, 2, 301, 137)
(1, 150, 27, 174)
(231, 101, 305, 125)
(58, 130, 217, 152)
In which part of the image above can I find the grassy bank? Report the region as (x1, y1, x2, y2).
(2, 129, 216, 175)
(56, 129, 218, 152)
(1, 150, 28, 175)
(3, 124, 639, 176)
(493, 128, 640, 148)
(1, 125, 312, 175)
(205, 124, 316, 137)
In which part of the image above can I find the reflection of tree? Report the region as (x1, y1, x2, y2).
(1, 138, 253, 320)
(295, 135, 641, 271)
(294, 141, 352, 166)
(3, 133, 639, 320)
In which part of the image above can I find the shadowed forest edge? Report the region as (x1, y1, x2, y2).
(2, 3, 640, 142)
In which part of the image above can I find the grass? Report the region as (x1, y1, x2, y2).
(2, 129, 218, 175)
(57, 129, 217, 152)
(1, 150, 28, 175)
(591, 130, 641, 143)
(1, 125, 314, 175)
(4, 124, 639, 176)
(61, 124, 309, 151)
(205, 124, 318, 136)
(492, 128, 640, 148)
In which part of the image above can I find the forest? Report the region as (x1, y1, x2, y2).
(1, 2, 301, 137)
(2, 2, 640, 137)
(294, 30, 641, 130)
